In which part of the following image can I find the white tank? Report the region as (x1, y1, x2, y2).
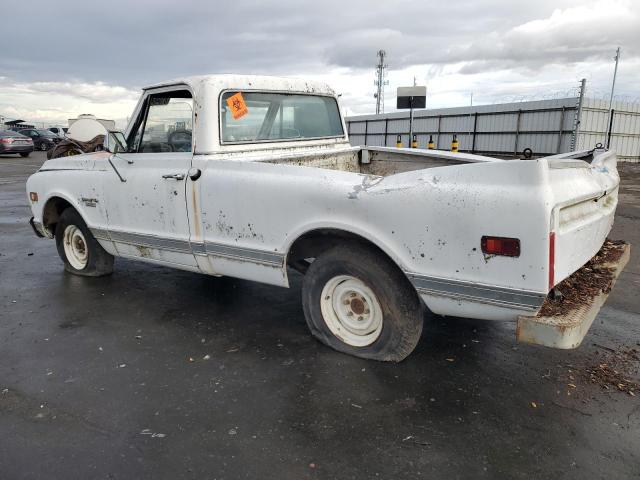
(66, 114, 115, 142)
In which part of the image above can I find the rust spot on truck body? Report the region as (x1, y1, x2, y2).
(191, 182, 202, 241)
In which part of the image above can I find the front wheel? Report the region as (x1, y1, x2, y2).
(55, 208, 114, 276)
(39, 142, 48, 151)
(302, 244, 424, 362)
(19, 152, 30, 158)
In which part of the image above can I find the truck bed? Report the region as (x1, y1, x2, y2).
(266, 145, 497, 176)
(265, 145, 620, 310)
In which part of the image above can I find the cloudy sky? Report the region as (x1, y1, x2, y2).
(1, 0, 639, 128)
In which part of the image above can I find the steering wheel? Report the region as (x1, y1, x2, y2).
(168, 129, 192, 152)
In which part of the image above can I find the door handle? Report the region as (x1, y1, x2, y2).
(162, 173, 185, 180)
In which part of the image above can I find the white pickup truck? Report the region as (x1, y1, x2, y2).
(26, 74, 629, 361)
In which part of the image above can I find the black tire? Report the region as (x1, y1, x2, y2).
(20, 152, 30, 158)
(55, 208, 114, 277)
(302, 243, 424, 362)
(40, 142, 48, 151)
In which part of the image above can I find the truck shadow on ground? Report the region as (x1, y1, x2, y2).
(57, 259, 522, 369)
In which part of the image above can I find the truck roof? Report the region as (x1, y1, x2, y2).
(143, 74, 336, 97)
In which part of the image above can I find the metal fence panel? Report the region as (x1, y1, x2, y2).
(388, 119, 410, 134)
(476, 113, 518, 132)
(349, 122, 366, 135)
(440, 115, 474, 132)
(367, 120, 387, 134)
(346, 97, 640, 160)
(474, 133, 516, 152)
(517, 133, 557, 154)
(412, 116, 439, 132)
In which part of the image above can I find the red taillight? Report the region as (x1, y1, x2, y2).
(1, 138, 14, 144)
(481, 236, 521, 257)
(548, 232, 555, 290)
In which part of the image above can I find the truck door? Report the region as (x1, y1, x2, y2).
(102, 88, 199, 269)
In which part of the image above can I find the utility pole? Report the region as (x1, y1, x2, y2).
(374, 50, 389, 115)
(608, 47, 621, 111)
(606, 47, 621, 145)
(468, 93, 474, 149)
(571, 78, 587, 151)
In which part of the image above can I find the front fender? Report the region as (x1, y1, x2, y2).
(26, 171, 94, 237)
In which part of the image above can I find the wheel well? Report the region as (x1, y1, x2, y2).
(286, 228, 400, 274)
(42, 197, 74, 234)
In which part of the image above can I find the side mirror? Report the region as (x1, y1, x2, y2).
(104, 131, 127, 154)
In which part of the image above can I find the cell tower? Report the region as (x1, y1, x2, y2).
(374, 50, 389, 115)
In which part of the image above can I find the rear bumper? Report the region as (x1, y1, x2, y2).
(0, 144, 34, 153)
(517, 240, 630, 349)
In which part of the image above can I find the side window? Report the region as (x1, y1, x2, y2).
(132, 90, 194, 153)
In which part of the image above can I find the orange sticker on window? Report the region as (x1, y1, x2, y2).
(226, 92, 249, 120)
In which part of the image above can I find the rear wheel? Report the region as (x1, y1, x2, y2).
(302, 244, 424, 362)
(19, 152, 30, 158)
(55, 208, 114, 276)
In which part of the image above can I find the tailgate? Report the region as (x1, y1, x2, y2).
(546, 149, 619, 289)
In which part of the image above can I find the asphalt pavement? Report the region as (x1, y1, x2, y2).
(1, 151, 639, 479)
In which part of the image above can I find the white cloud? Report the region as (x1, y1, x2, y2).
(451, 0, 639, 68)
(0, 79, 138, 128)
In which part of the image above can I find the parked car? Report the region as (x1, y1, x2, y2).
(0, 130, 34, 157)
(24, 74, 629, 361)
(18, 128, 61, 151)
(48, 126, 67, 138)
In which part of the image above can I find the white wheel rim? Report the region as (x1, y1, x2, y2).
(63, 225, 88, 270)
(320, 275, 383, 347)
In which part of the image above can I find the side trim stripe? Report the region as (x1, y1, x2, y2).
(407, 272, 545, 311)
(204, 242, 284, 266)
(91, 227, 111, 241)
(92, 228, 541, 308)
(190, 242, 207, 255)
(91, 228, 284, 267)
(109, 230, 192, 254)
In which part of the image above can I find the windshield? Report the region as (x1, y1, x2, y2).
(220, 92, 344, 144)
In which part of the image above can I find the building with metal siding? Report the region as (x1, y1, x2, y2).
(346, 97, 640, 162)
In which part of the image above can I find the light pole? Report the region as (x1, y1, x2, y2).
(606, 47, 621, 146)
(608, 47, 621, 112)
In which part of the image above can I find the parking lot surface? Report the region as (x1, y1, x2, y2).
(1, 151, 639, 479)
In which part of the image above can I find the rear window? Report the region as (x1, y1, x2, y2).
(0, 130, 24, 137)
(220, 91, 344, 144)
